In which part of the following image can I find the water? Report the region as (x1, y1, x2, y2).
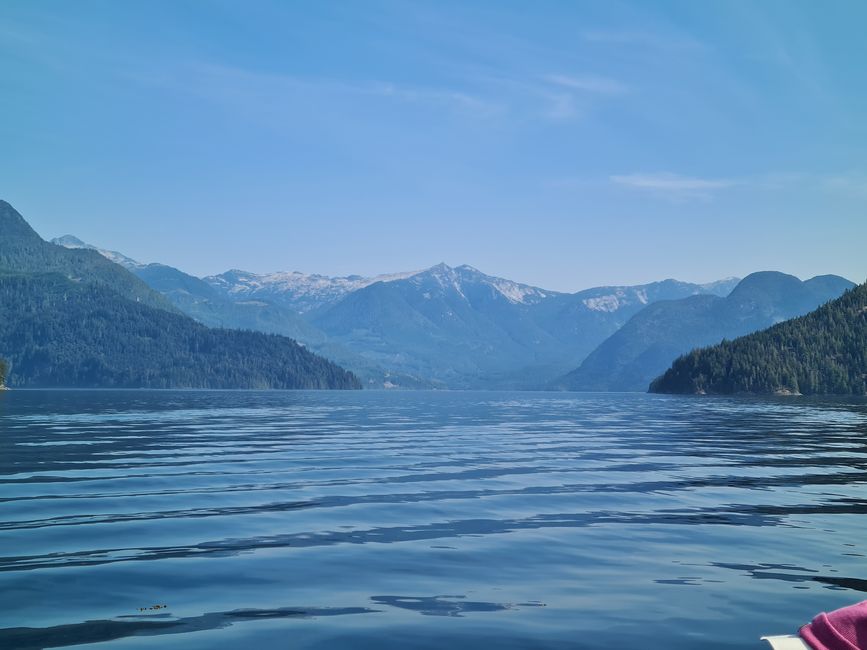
(1, 390, 867, 649)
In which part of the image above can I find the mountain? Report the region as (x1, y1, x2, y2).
(205, 268, 420, 314)
(310, 264, 738, 388)
(52, 231, 740, 389)
(135, 265, 436, 388)
(53, 238, 430, 388)
(0, 202, 360, 389)
(310, 263, 554, 387)
(133, 263, 323, 343)
(559, 272, 855, 392)
(50, 235, 323, 342)
(529, 277, 739, 360)
(0, 273, 361, 389)
(699, 277, 742, 296)
(0, 202, 171, 312)
(649, 281, 867, 396)
(51, 234, 142, 269)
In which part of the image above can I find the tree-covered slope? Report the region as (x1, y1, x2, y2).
(559, 272, 854, 392)
(131, 263, 429, 388)
(0, 272, 361, 389)
(0, 201, 360, 389)
(0, 201, 172, 311)
(649, 282, 867, 396)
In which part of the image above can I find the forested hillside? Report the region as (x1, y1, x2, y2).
(0, 272, 361, 388)
(0, 201, 172, 311)
(649, 283, 867, 396)
(560, 272, 854, 392)
(0, 201, 360, 389)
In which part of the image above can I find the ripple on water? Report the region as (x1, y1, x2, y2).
(1, 390, 867, 649)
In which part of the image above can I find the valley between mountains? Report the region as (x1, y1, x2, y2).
(51, 221, 852, 391)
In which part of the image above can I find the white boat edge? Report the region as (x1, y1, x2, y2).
(761, 635, 809, 649)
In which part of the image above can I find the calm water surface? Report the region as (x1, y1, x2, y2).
(1, 390, 867, 649)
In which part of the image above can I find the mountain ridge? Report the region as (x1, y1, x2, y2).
(0, 202, 173, 312)
(0, 202, 361, 389)
(558, 271, 854, 392)
(54, 233, 742, 389)
(649, 281, 867, 396)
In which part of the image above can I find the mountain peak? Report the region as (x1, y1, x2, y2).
(52, 234, 88, 248)
(50, 233, 142, 269)
(728, 271, 802, 298)
(0, 200, 42, 241)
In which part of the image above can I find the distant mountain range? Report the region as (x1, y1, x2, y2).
(52, 234, 741, 388)
(557, 272, 855, 392)
(0, 202, 360, 389)
(51, 226, 858, 394)
(308, 264, 739, 388)
(650, 281, 867, 396)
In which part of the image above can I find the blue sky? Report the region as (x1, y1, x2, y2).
(1, 0, 866, 290)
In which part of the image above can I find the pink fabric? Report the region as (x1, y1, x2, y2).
(800, 601, 867, 650)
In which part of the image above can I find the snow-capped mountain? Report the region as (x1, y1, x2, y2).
(51, 235, 143, 270)
(699, 277, 741, 296)
(410, 263, 555, 305)
(204, 263, 558, 315)
(51, 234, 742, 389)
(204, 268, 421, 314)
(309, 265, 736, 388)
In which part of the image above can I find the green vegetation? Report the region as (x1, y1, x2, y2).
(650, 283, 867, 396)
(0, 200, 174, 311)
(0, 272, 361, 389)
(560, 272, 854, 392)
(0, 200, 361, 390)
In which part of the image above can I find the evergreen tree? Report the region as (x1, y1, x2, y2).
(650, 283, 867, 396)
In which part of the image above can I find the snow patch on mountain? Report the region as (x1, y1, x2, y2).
(582, 287, 652, 312)
(419, 263, 553, 305)
(492, 278, 549, 304)
(52, 235, 143, 269)
(700, 277, 741, 296)
(583, 294, 623, 312)
(205, 268, 421, 313)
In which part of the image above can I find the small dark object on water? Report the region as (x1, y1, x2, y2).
(138, 604, 168, 612)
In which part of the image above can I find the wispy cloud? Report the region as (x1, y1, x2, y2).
(821, 173, 867, 197)
(581, 30, 703, 51)
(611, 172, 735, 201)
(610, 170, 867, 202)
(527, 73, 628, 121)
(362, 81, 499, 115)
(544, 73, 628, 95)
(142, 62, 504, 125)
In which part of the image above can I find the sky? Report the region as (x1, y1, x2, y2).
(1, 0, 866, 291)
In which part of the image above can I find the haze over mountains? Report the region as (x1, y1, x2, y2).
(307, 265, 740, 388)
(53, 231, 747, 389)
(47, 219, 856, 392)
(559, 271, 855, 392)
